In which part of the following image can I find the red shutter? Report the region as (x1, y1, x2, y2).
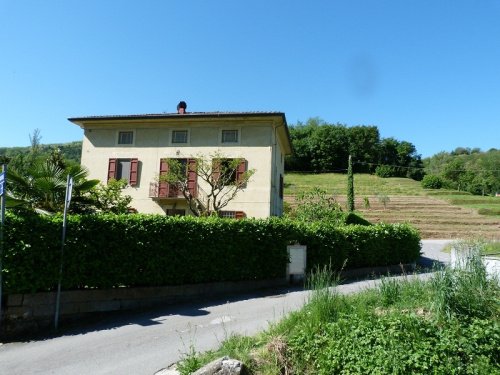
(129, 158, 139, 186)
(235, 211, 246, 220)
(108, 158, 117, 182)
(236, 159, 247, 184)
(212, 159, 221, 185)
(187, 158, 197, 197)
(158, 159, 169, 198)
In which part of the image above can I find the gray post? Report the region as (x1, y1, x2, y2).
(54, 175, 72, 330)
(0, 163, 7, 329)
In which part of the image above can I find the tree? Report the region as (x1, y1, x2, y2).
(347, 155, 355, 212)
(161, 152, 255, 216)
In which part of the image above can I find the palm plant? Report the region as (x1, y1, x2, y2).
(6, 160, 99, 214)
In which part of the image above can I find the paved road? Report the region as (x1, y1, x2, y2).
(0, 240, 452, 375)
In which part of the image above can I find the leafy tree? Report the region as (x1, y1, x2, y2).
(347, 155, 355, 212)
(347, 125, 380, 173)
(161, 152, 255, 216)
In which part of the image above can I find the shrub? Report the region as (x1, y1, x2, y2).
(375, 165, 395, 178)
(2, 213, 421, 294)
(421, 174, 443, 189)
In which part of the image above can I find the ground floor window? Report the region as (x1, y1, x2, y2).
(166, 209, 185, 216)
(218, 210, 246, 219)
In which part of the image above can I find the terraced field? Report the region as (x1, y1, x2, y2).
(284, 173, 500, 240)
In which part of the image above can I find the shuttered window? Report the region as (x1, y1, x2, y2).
(158, 158, 197, 198)
(212, 158, 246, 186)
(107, 158, 139, 186)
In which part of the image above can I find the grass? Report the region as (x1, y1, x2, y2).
(285, 172, 500, 219)
(177, 241, 500, 374)
(442, 240, 500, 257)
(284, 172, 424, 196)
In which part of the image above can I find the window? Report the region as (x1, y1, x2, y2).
(221, 129, 238, 143)
(219, 211, 246, 219)
(108, 158, 139, 186)
(166, 209, 185, 216)
(158, 158, 197, 198)
(118, 131, 134, 145)
(212, 158, 246, 186)
(171, 130, 188, 144)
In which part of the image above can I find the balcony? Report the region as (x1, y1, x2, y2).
(149, 182, 185, 199)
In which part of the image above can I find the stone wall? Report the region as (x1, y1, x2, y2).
(1, 278, 287, 338)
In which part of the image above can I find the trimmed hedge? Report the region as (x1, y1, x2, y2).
(2, 213, 420, 294)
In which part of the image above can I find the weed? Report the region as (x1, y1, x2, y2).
(379, 275, 402, 306)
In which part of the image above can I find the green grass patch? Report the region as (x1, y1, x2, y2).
(177, 242, 500, 374)
(284, 173, 424, 196)
(285, 173, 500, 219)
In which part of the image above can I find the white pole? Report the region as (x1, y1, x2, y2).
(0, 164, 7, 329)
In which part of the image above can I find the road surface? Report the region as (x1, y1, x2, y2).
(0, 239, 451, 375)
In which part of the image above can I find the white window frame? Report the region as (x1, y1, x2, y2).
(170, 129, 190, 145)
(220, 128, 240, 145)
(116, 130, 135, 146)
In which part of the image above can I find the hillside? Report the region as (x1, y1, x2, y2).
(285, 173, 500, 240)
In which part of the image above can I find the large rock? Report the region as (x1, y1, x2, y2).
(192, 356, 249, 375)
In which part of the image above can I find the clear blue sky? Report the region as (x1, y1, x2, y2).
(1, 0, 499, 157)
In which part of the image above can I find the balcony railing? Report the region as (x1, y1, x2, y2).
(149, 182, 184, 199)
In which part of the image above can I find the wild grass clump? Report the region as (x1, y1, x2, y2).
(431, 241, 500, 321)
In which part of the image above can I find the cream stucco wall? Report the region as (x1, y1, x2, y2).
(79, 119, 286, 218)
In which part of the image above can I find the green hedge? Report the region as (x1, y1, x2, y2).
(1, 213, 420, 294)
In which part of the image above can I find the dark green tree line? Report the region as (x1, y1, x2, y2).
(285, 118, 424, 179)
(423, 148, 500, 196)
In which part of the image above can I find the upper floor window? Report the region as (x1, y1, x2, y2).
(118, 131, 134, 145)
(171, 130, 188, 144)
(221, 129, 239, 144)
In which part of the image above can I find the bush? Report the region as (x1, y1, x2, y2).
(421, 174, 443, 189)
(2, 213, 421, 294)
(375, 165, 395, 178)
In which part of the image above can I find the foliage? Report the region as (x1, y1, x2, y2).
(285, 119, 424, 179)
(82, 179, 133, 214)
(376, 193, 390, 209)
(160, 152, 255, 216)
(289, 187, 344, 222)
(347, 155, 354, 211)
(431, 241, 500, 321)
(2, 213, 420, 294)
(6, 159, 99, 214)
(375, 164, 395, 178)
(424, 148, 500, 196)
(184, 252, 499, 374)
(421, 174, 444, 189)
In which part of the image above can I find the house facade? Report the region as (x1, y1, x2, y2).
(69, 108, 292, 218)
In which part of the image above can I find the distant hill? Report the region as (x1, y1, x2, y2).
(0, 141, 82, 165)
